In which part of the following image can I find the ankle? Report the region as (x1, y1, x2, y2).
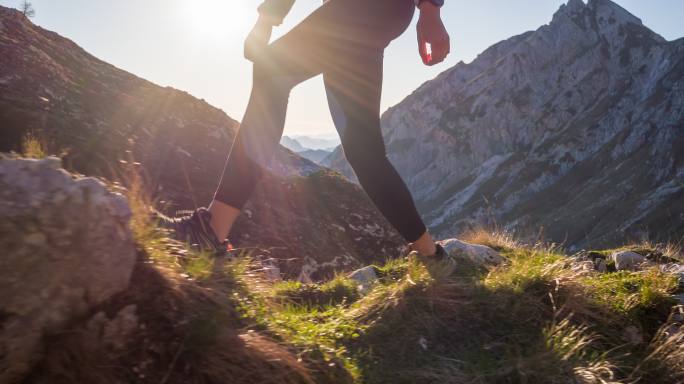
(207, 200, 241, 241)
(414, 243, 437, 257)
(411, 231, 437, 257)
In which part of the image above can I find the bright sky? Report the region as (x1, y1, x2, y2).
(2, 0, 682, 137)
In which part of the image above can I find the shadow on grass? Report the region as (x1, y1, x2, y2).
(24, 246, 317, 384)
(339, 255, 677, 384)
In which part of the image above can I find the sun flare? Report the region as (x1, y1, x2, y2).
(182, 0, 250, 37)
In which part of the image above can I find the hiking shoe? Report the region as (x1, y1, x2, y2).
(410, 243, 457, 278)
(155, 207, 230, 255)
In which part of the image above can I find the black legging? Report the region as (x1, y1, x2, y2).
(214, 0, 427, 242)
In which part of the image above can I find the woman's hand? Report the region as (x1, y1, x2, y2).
(416, 2, 450, 66)
(244, 16, 274, 62)
(245, 0, 295, 62)
(257, 0, 296, 27)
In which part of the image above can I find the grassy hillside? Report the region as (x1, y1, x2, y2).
(26, 175, 684, 383)
(242, 235, 683, 383)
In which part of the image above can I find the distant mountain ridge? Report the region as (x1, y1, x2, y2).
(298, 148, 333, 164)
(0, 5, 404, 279)
(289, 134, 340, 151)
(326, 0, 684, 248)
(281, 136, 307, 152)
(281, 135, 336, 165)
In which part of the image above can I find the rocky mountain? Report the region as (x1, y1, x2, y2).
(280, 136, 307, 152)
(327, 0, 684, 249)
(281, 136, 334, 164)
(299, 148, 333, 164)
(0, 5, 404, 279)
(289, 134, 340, 151)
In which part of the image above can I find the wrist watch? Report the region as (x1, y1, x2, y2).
(415, 0, 444, 7)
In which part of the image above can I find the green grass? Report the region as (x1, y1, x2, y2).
(122, 160, 229, 282)
(228, 239, 684, 383)
(485, 246, 566, 292)
(272, 275, 360, 308)
(124, 179, 683, 384)
(581, 270, 677, 315)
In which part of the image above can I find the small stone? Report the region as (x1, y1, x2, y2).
(262, 265, 282, 282)
(571, 260, 596, 276)
(610, 251, 646, 271)
(439, 239, 505, 267)
(418, 336, 428, 351)
(347, 266, 378, 295)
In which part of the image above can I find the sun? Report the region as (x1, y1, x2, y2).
(182, 0, 251, 38)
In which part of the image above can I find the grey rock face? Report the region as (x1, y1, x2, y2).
(0, 156, 137, 382)
(328, 0, 684, 248)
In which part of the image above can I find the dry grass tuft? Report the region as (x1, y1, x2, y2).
(625, 239, 683, 261)
(21, 131, 47, 158)
(459, 228, 521, 251)
(631, 305, 684, 382)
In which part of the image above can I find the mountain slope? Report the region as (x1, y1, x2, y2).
(0, 6, 404, 278)
(280, 136, 307, 152)
(10, 154, 682, 383)
(298, 148, 333, 164)
(327, 0, 684, 249)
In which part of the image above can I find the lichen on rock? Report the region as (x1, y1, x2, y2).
(0, 156, 137, 382)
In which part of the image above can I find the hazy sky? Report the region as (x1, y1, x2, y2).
(2, 0, 682, 138)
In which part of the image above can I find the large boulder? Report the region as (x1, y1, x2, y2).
(0, 156, 136, 382)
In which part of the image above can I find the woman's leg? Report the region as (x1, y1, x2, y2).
(210, 58, 314, 240)
(211, 0, 360, 240)
(323, 48, 436, 255)
(211, 0, 434, 252)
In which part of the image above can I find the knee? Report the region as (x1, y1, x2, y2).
(253, 60, 273, 81)
(253, 61, 295, 95)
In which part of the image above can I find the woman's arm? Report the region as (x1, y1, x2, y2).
(257, 0, 296, 26)
(244, 16, 273, 62)
(416, 1, 450, 65)
(245, 0, 296, 62)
